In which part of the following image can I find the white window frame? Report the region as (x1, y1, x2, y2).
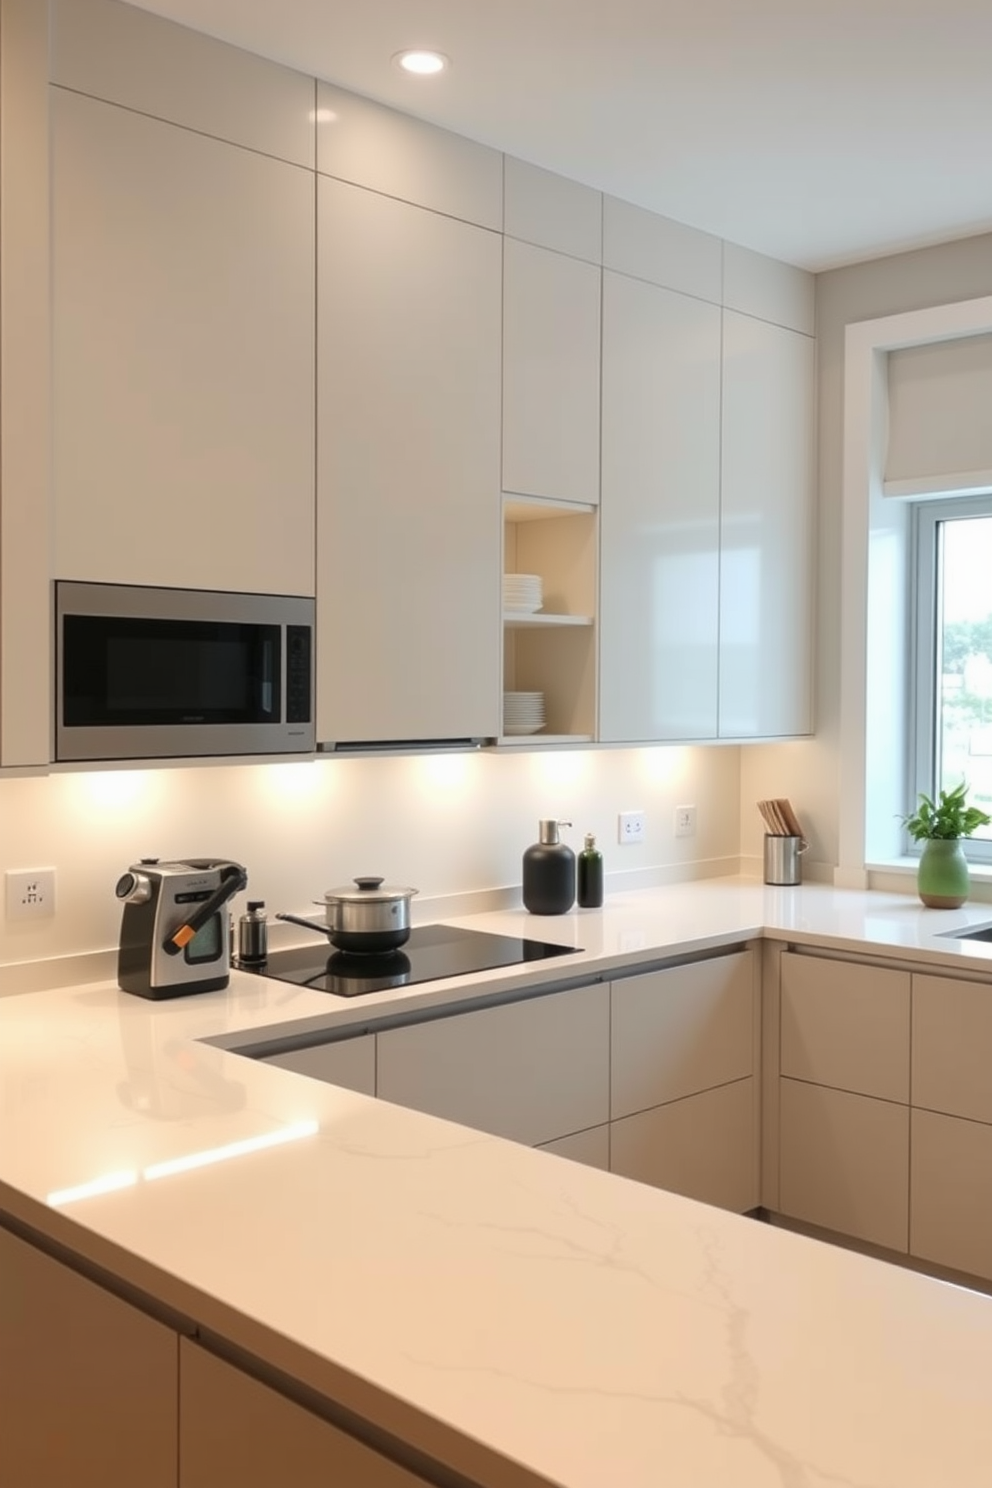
(839, 293, 992, 888)
(910, 494, 992, 864)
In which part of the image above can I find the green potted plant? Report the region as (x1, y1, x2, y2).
(903, 782, 992, 908)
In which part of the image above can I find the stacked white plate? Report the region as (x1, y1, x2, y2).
(503, 691, 545, 736)
(503, 573, 543, 614)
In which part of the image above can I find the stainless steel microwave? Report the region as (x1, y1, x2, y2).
(55, 581, 315, 762)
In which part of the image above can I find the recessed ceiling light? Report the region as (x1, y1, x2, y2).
(394, 49, 449, 76)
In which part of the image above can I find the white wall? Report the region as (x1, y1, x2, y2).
(740, 230, 992, 876)
(0, 743, 741, 974)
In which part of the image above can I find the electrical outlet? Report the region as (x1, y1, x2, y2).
(674, 805, 697, 838)
(618, 811, 646, 845)
(6, 868, 56, 921)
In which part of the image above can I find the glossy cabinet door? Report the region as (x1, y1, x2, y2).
(0, 1228, 177, 1488)
(316, 176, 501, 745)
(502, 237, 601, 505)
(51, 87, 315, 596)
(376, 984, 610, 1148)
(719, 311, 815, 738)
(600, 272, 722, 741)
(180, 1340, 431, 1488)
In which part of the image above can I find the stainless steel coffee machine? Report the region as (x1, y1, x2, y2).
(115, 858, 248, 999)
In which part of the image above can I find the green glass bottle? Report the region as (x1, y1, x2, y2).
(577, 833, 604, 908)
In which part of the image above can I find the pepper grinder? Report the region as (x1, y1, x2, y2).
(522, 820, 575, 915)
(237, 900, 268, 964)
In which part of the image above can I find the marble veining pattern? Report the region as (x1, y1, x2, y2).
(2, 878, 992, 1486)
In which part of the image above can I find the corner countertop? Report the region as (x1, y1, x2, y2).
(3, 877, 992, 1487)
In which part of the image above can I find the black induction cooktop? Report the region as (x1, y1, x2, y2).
(236, 923, 578, 998)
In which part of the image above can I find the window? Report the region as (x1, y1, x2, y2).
(912, 495, 992, 861)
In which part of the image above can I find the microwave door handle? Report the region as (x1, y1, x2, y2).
(162, 863, 248, 956)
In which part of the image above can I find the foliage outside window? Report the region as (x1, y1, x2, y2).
(912, 496, 992, 861)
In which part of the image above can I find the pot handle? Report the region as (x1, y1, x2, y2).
(353, 877, 384, 890)
(275, 912, 333, 938)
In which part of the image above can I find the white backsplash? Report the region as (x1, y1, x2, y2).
(0, 744, 741, 972)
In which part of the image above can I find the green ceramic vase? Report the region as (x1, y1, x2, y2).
(917, 837, 970, 908)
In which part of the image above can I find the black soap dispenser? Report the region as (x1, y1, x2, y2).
(522, 819, 575, 915)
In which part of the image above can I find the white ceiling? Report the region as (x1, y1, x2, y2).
(128, 0, 992, 272)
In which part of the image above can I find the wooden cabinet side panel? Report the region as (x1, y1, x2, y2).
(912, 972, 992, 1125)
(610, 951, 754, 1120)
(780, 952, 911, 1103)
(537, 1124, 611, 1170)
(778, 1079, 909, 1252)
(0, 1228, 178, 1488)
(610, 1078, 757, 1213)
(180, 1339, 431, 1488)
(910, 1108, 992, 1281)
(376, 984, 610, 1147)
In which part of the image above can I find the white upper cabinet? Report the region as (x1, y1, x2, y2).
(504, 156, 602, 262)
(603, 196, 722, 304)
(51, 88, 315, 596)
(600, 272, 722, 741)
(502, 238, 601, 506)
(719, 311, 815, 738)
(315, 83, 501, 229)
(316, 177, 502, 745)
(723, 242, 815, 335)
(50, 0, 314, 166)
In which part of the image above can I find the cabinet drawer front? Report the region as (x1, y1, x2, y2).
(262, 1036, 375, 1096)
(913, 974, 992, 1124)
(610, 951, 753, 1120)
(376, 985, 610, 1147)
(610, 1078, 756, 1214)
(910, 1108, 992, 1281)
(779, 1079, 909, 1252)
(780, 953, 910, 1102)
(538, 1124, 610, 1171)
(180, 1340, 431, 1488)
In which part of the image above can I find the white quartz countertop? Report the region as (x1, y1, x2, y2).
(3, 877, 992, 1487)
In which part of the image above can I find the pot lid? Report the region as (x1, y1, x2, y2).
(322, 876, 419, 904)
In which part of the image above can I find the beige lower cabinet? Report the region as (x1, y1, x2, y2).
(0, 1227, 177, 1488)
(910, 1108, 992, 1280)
(778, 1078, 909, 1252)
(780, 951, 910, 1101)
(611, 1078, 756, 1211)
(261, 1032, 376, 1095)
(376, 984, 610, 1149)
(608, 951, 757, 1211)
(180, 1339, 431, 1487)
(538, 1123, 611, 1169)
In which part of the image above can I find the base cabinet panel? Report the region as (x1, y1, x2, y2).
(376, 985, 610, 1147)
(780, 952, 910, 1102)
(180, 1340, 430, 1487)
(0, 1228, 177, 1488)
(610, 951, 754, 1120)
(610, 1078, 757, 1213)
(261, 1035, 376, 1095)
(779, 1079, 909, 1252)
(912, 973, 992, 1125)
(538, 1123, 610, 1170)
(910, 1108, 992, 1281)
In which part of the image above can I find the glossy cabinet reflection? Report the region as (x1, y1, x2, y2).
(600, 272, 722, 741)
(316, 176, 501, 746)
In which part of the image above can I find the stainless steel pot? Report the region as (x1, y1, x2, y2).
(276, 876, 418, 953)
